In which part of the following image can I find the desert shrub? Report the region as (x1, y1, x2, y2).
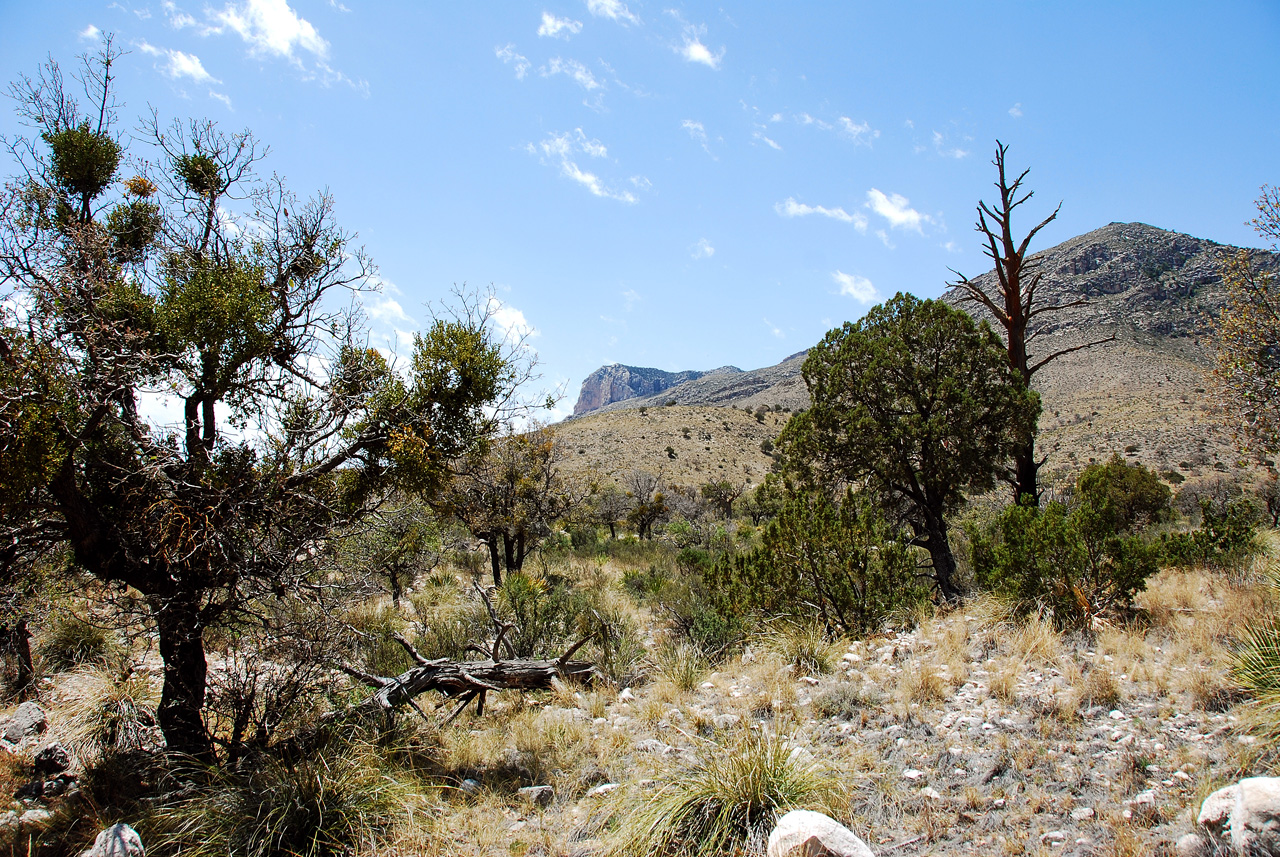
(624, 558, 745, 662)
(1231, 554, 1280, 723)
(609, 730, 836, 857)
(761, 620, 843, 676)
(705, 488, 926, 637)
(148, 741, 406, 857)
(345, 603, 414, 678)
(969, 499, 1159, 630)
(497, 570, 594, 658)
(60, 665, 160, 761)
(39, 612, 116, 671)
(655, 641, 707, 692)
(1160, 497, 1258, 570)
(1076, 454, 1172, 533)
(812, 684, 882, 719)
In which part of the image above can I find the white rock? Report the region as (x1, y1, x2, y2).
(1231, 776, 1280, 857)
(766, 809, 874, 857)
(920, 787, 942, 800)
(902, 768, 924, 780)
(713, 714, 741, 730)
(585, 783, 619, 798)
(1197, 783, 1239, 842)
(79, 823, 145, 857)
(1175, 832, 1212, 857)
(618, 688, 636, 703)
(19, 809, 50, 828)
(1040, 830, 1066, 843)
(1070, 807, 1095, 821)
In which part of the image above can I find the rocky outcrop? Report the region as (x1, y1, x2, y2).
(572, 364, 741, 416)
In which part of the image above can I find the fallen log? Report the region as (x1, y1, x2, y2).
(340, 631, 598, 726)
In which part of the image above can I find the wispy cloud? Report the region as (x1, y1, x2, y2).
(208, 90, 233, 109)
(544, 56, 601, 90)
(931, 130, 969, 159)
(538, 11, 583, 38)
(838, 116, 878, 145)
(763, 317, 785, 339)
(865, 189, 931, 233)
(79, 24, 102, 41)
(621, 289, 641, 310)
(138, 40, 220, 84)
(1009, 102, 1023, 118)
(775, 197, 868, 231)
(753, 131, 782, 150)
(367, 296, 415, 326)
(832, 271, 877, 303)
(586, 0, 639, 25)
(528, 129, 638, 203)
(204, 0, 362, 89)
(496, 44, 531, 79)
(691, 238, 714, 260)
(681, 119, 716, 157)
(161, 0, 197, 28)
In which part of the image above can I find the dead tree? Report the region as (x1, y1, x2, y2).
(950, 141, 1115, 504)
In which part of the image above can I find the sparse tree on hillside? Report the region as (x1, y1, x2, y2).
(0, 44, 523, 761)
(780, 293, 1038, 601)
(949, 141, 1114, 504)
(624, 469, 668, 539)
(1215, 185, 1280, 458)
(700, 479, 747, 519)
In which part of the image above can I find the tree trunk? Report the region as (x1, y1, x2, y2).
(920, 517, 961, 602)
(486, 537, 502, 587)
(503, 533, 517, 575)
(152, 595, 215, 763)
(1014, 437, 1041, 507)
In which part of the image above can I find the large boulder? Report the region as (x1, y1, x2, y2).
(1186, 777, 1280, 856)
(79, 823, 145, 857)
(766, 810, 875, 857)
(2, 702, 47, 743)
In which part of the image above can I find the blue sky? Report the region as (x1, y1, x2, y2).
(2, 1, 1278, 418)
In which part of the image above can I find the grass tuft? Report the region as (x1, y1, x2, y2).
(609, 730, 836, 857)
(761, 621, 843, 676)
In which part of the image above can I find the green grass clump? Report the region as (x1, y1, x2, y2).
(655, 642, 707, 692)
(147, 741, 410, 857)
(762, 620, 843, 676)
(609, 730, 836, 857)
(39, 612, 117, 671)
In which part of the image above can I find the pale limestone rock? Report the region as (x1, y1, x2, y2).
(79, 823, 145, 857)
(766, 810, 874, 857)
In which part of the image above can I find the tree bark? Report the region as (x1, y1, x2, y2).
(152, 595, 215, 763)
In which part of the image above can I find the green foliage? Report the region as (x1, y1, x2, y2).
(609, 730, 836, 857)
(762, 620, 843, 675)
(969, 498, 1160, 629)
(44, 122, 121, 202)
(780, 292, 1038, 599)
(1159, 498, 1258, 569)
(497, 570, 593, 658)
(706, 488, 927, 636)
(38, 612, 116, 671)
(173, 152, 222, 197)
(1076, 454, 1172, 533)
(104, 198, 163, 264)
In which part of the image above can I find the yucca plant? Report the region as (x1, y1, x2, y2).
(1230, 533, 1280, 730)
(609, 730, 836, 857)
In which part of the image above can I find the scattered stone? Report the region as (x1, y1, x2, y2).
(902, 768, 924, 781)
(1124, 789, 1160, 824)
(1070, 806, 1095, 821)
(518, 785, 554, 808)
(1175, 832, 1212, 857)
(585, 783, 619, 798)
(33, 742, 70, 776)
(79, 823, 145, 857)
(635, 738, 672, 754)
(0, 811, 16, 833)
(3, 702, 47, 743)
(799, 676, 820, 686)
(713, 713, 741, 730)
(618, 688, 636, 703)
(459, 778, 481, 795)
(920, 787, 942, 800)
(1040, 830, 1067, 844)
(766, 809, 874, 857)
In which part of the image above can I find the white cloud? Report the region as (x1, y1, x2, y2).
(586, 0, 639, 25)
(538, 11, 583, 38)
(544, 56, 601, 90)
(942, 240, 960, 253)
(496, 44, 531, 79)
(682, 119, 716, 156)
(753, 131, 782, 151)
(367, 296, 414, 326)
(691, 238, 714, 260)
(796, 113, 832, 131)
(931, 130, 969, 159)
(629, 175, 652, 191)
(865, 189, 930, 232)
(838, 116, 879, 145)
(212, 0, 328, 61)
(679, 36, 723, 69)
(1009, 103, 1023, 118)
(874, 229, 894, 249)
(770, 112, 783, 122)
(162, 1, 197, 28)
(621, 289, 640, 310)
(487, 297, 537, 345)
(79, 24, 102, 41)
(763, 317, 785, 339)
(138, 41, 221, 84)
(832, 271, 877, 303)
(529, 130, 637, 203)
(775, 197, 868, 232)
(209, 90, 233, 109)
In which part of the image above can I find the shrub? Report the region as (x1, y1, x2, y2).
(1076, 454, 1172, 533)
(1160, 497, 1258, 570)
(969, 499, 1159, 629)
(497, 570, 593, 658)
(39, 612, 116, 671)
(705, 488, 926, 636)
(148, 742, 406, 857)
(609, 731, 836, 857)
(762, 620, 843, 676)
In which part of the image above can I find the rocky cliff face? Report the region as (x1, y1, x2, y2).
(572, 364, 742, 416)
